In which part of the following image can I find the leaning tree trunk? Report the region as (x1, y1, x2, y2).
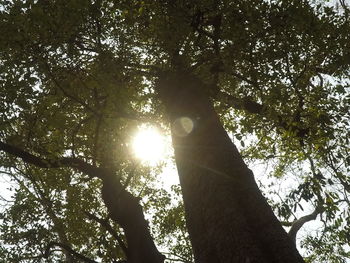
(100, 170, 165, 263)
(157, 71, 305, 263)
(0, 141, 164, 263)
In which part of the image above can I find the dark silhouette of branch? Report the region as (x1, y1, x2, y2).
(0, 141, 103, 179)
(288, 205, 323, 243)
(325, 151, 350, 193)
(218, 91, 310, 139)
(85, 211, 129, 257)
(8, 168, 75, 262)
(280, 221, 293, 227)
(339, 0, 349, 19)
(71, 115, 95, 158)
(92, 115, 103, 165)
(100, 174, 165, 263)
(44, 63, 101, 117)
(219, 91, 264, 114)
(228, 71, 260, 89)
(44, 242, 98, 263)
(0, 140, 164, 262)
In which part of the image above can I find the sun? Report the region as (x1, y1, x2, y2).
(132, 126, 167, 165)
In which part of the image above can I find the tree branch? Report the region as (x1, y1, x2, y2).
(0, 140, 164, 262)
(0, 141, 103, 179)
(44, 242, 98, 263)
(218, 91, 310, 140)
(288, 205, 323, 243)
(218, 91, 264, 114)
(101, 174, 165, 263)
(85, 211, 129, 258)
(44, 63, 101, 116)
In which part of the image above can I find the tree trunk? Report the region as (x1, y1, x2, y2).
(0, 141, 164, 263)
(157, 71, 305, 263)
(101, 171, 165, 263)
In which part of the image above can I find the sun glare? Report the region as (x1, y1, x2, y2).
(132, 126, 167, 165)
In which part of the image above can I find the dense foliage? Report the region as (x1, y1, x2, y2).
(0, 0, 349, 262)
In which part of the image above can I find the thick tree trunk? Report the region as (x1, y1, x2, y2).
(157, 72, 305, 263)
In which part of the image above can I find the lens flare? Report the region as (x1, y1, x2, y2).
(173, 117, 194, 137)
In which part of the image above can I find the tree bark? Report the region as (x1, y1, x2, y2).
(157, 71, 305, 263)
(0, 142, 164, 263)
(101, 172, 165, 263)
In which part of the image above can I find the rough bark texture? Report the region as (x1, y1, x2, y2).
(157, 71, 305, 263)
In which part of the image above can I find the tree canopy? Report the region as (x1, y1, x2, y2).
(0, 0, 349, 262)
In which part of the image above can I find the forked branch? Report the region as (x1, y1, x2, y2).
(288, 205, 323, 243)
